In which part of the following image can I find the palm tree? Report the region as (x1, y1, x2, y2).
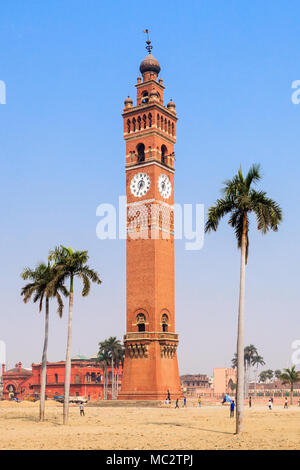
(251, 354, 265, 399)
(20, 262, 68, 421)
(102, 337, 122, 399)
(49, 246, 102, 424)
(280, 366, 300, 404)
(205, 164, 282, 433)
(244, 345, 258, 398)
(97, 348, 110, 400)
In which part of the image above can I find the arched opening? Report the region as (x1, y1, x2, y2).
(143, 114, 147, 129)
(171, 122, 174, 136)
(127, 119, 131, 133)
(162, 314, 169, 332)
(55, 373, 58, 384)
(157, 114, 160, 128)
(136, 313, 146, 332)
(132, 117, 136, 132)
(161, 145, 168, 165)
(168, 120, 171, 134)
(7, 384, 16, 399)
(138, 116, 141, 130)
(141, 91, 149, 104)
(148, 113, 152, 128)
(137, 143, 145, 163)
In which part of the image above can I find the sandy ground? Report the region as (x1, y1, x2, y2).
(0, 400, 299, 450)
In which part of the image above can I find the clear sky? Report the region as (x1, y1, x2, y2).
(1, 0, 299, 376)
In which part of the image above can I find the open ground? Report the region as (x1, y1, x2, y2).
(0, 400, 299, 450)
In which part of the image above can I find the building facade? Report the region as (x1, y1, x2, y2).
(180, 374, 212, 397)
(2, 359, 121, 401)
(213, 368, 237, 396)
(119, 38, 182, 400)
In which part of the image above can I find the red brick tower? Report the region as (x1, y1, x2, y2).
(118, 38, 182, 400)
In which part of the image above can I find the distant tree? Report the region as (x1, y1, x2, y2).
(275, 369, 282, 380)
(206, 164, 282, 433)
(265, 369, 274, 382)
(280, 366, 300, 404)
(259, 371, 268, 383)
(252, 354, 265, 398)
(21, 262, 68, 421)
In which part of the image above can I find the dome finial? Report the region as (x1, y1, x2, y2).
(143, 29, 153, 54)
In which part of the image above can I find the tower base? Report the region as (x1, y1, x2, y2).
(118, 333, 182, 401)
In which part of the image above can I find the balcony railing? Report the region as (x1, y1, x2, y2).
(124, 332, 178, 342)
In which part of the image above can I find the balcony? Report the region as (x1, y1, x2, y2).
(124, 331, 178, 342)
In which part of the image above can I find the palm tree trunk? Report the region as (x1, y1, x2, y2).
(254, 369, 257, 400)
(236, 213, 247, 434)
(63, 276, 74, 425)
(111, 357, 114, 399)
(291, 384, 293, 405)
(40, 298, 49, 421)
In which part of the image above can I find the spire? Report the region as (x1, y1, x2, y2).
(140, 30, 161, 76)
(143, 29, 153, 54)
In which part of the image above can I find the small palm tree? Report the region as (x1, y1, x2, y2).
(251, 354, 265, 398)
(280, 366, 300, 404)
(205, 164, 282, 433)
(101, 337, 122, 399)
(49, 246, 102, 424)
(97, 349, 110, 400)
(21, 262, 68, 421)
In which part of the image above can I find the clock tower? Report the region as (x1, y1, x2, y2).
(118, 38, 182, 400)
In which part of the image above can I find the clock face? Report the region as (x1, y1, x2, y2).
(130, 172, 151, 197)
(158, 174, 172, 199)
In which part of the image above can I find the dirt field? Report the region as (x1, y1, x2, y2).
(0, 400, 299, 450)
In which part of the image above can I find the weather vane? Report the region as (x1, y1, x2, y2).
(143, 29, 153, 54)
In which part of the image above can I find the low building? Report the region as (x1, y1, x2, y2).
(180, 374, 212, 396)
(2, 358, 122, 401)
(2, 362, 33, 399)
(213, 368, 237, 397)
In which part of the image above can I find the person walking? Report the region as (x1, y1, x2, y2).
(198, 397, 202, 408)
(175, 399, 179, 409)
(284, 397, 288, 409)
(268, 399, 272, 410)
(79, 402, 85, 416)
(183, 396, 187, 408)
(230, 400, 235, 418)
(249, 396, 252, 408)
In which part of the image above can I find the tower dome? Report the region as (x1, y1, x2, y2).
(139, 54, 161, 75)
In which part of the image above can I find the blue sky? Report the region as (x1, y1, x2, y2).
(0, 0, 299, 375)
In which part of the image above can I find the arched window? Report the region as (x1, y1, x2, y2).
(136, 313, 146, 332)
(141, 91, 149, 104)
(55, 373, 58, 384)
(127, 119, 131, 133)
(164, 118, 167, 132)
(157, 114, 160, 128)
(138, 116, 141, 130)
(132, 117, 136, 132)
(168, 120, 171, 134)
(161, 145, 167, 165)
(161, 116, 163, 129)
(162, 314, 169, 332)
(137, 143, 145, 162)
(171, 122, 174, 136)
(143, 114, 147, 129)
(148, 113, 152, 128)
